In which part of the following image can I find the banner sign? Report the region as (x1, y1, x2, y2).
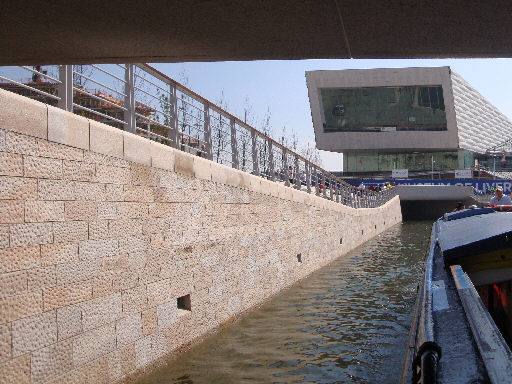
(455, 169, 472, 179)
(392, 169, 408, 178)
(343, 179, 512, 194)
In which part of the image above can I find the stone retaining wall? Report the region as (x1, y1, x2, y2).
(0, 89, 402, 383)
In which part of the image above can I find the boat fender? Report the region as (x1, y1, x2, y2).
(412, 341, 442, 384)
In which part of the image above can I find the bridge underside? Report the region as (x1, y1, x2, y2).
(3, 0, 512, 65)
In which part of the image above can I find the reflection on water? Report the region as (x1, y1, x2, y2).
(138, 222, 432, 384)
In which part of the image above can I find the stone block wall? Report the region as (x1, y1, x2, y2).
(0, 88, 402, 383)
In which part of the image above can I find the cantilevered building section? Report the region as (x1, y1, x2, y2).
(306, 67, 512, 174)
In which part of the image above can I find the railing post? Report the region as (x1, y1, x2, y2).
(283, 149, 290, 187)
(230, 118, 239, 169)
(322, 172, 327, 198)
(268, 139, 275, 181)
(315, 168, 320, 196)
(329, 177, 334, 200)
(203, 102, 213, 160)
(306, 162, 311, 193)
(169, 83, 179, 149)
(336, 181, 340, 203)
(124, 64, 136, 133)
(58, 65, 73, 112)
(294, 155, 300, 189)
(251, 131, 259, 176)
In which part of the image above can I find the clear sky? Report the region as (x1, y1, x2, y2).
(151, 59, 512, 171)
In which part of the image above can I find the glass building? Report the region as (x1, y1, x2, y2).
(306, 67, 512, 174)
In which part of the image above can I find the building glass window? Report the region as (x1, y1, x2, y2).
(320, 85, 447, 132)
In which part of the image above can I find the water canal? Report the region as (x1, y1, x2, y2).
(138, 221, 432, 384)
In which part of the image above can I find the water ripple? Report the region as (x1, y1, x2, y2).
(138, 222, 432, 384)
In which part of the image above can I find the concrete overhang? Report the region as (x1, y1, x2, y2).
(2, 0, 512, 66)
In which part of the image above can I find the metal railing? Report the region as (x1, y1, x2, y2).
(0, 63, 395, 208)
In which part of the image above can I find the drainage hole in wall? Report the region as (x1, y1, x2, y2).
(177, 294, 191, 315)
(339, 238, 343, 245)
(361, 230, 364, 235)
(297, 253, 302, 263)
(375, 224, 377, 229)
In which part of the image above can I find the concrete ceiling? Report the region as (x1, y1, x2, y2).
(2, 0, 512, 65)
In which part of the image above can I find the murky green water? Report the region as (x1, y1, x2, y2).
(138, 222, 432, 384)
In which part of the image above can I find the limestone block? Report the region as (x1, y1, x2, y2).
(47, 106, 89, 150)
(75, 182, 106, 201)
(57, 259, 101, 285)
(28, 266, 57, 291)
(0, 323, 11, 364)
(0, 246, 40, 273)
(130, 163, 155, 187)
(36, 139, 84, 162)
(90, 121, 123, 159)
(105, 184, 124, 202)
(43, 365, 87, 384)
(0, 270, 27, 298)
(121, 285, 147, 314)
(141, 217, 173, 235)
(174, 150, 194, 177)
(157, 301, 178, 329)
(210, 162, 230, 185)
(62, 160, 95, 182)
(150, 141, 175, 172)
(88, 220, 109, 240)
(248, 174, 262, 194)
(38, 179, 76, 201)
(120, 343, 136, 376)
(0, 129, 5, 152)
(118, 235, 149, 254)
(123, 132, 151, 166)
(65, 201, 98, 221)
(134, 335, 152, 369)
(25, 200, 65, 222)
(31, 339, 74, 384)
(78, 239, 119, 260)
(72, 323, 116, 366)
(124, 185, 155, 202)
(5, 131, 37, 156)
(0, 176, 37, 200)
(0, 152, 23, 176)
(278, 184, 293, 201)
(108, 219, 143, 238)
(81, 292, 122, 331)
(53, 221, 88, 243)
(116, 202, 149, 219)
(10, 222, 53, 247)
(12, 310, 57, 356)
(146, 279, 174, 308)
(0, 88, 47, 139)
(96, 164, 131, 185)
(0, 200, 24, 223)
(151, 330, 167, 360)
(0, 353, 31, 384)
(43, 281, 93, 311)
(141, 308, 157, 336)
(98, 202, 117, 220)
(0, 291, 42, 323)
(148, 202, 175, 218)
(116, 312, 143, 348)
(57, 304, 82, 340)
(269, 180, 279, 198)
(192, 156, 211, 181)
(84, 349, 121, 384)
(23, 155, 63, 179)
(84, 150, 129, 168)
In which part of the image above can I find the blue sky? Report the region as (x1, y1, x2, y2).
(151, 59, 512, 171)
